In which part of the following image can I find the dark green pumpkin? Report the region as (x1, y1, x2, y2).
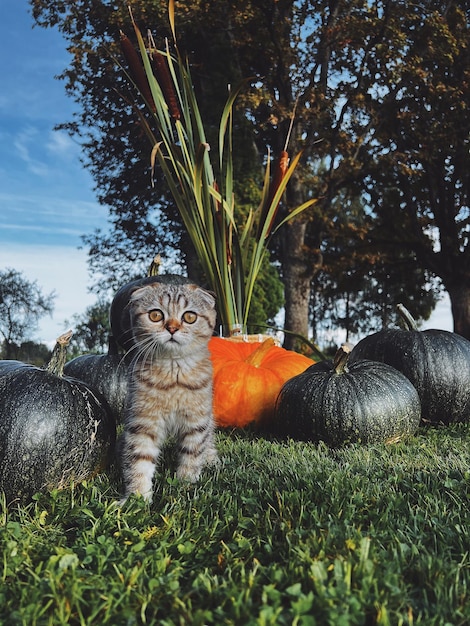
(64, 336, 128, 423)
(275, 344, 421, 446)
(350, 304, 470, 424)
(110, 274, 194, 352)
(0, 332, 116, 503)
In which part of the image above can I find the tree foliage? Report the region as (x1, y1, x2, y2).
(0, 268, 55, 359)
(65, 299, 111, 357)
(310, 192, 441, 342)
(30, 0, 470, 340)
(361, 1, 470, 337)
(0, 341, 52, 367)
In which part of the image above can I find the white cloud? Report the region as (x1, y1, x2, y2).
(0, 190, 108, 246)
(46, 130, 80, 160)
(13, 126, 50, 177)
(0, 243, 100, 347)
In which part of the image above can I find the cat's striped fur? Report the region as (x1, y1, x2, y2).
(119, 280, 217, 504)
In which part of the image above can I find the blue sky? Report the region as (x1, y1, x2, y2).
(0, 0, 109, 345)
(0, 0, 453, 348)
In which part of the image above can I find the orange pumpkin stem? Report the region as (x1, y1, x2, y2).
(245, 338, 276, 367)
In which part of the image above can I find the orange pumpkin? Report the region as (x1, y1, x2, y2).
(209, 337, 313, 428)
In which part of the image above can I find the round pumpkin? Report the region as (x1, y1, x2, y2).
(209, 336, 313, 428)
(64, 335, 128, 423)
(274, 344, 421, 446)
(110, 274, 194, 352)
(0, 331, 116, 503)
(350, 303, 470, 424)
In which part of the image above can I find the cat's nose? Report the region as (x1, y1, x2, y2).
(165, 320, 180, 334)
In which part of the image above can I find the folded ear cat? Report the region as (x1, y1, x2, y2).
(116, 276, 218, 504)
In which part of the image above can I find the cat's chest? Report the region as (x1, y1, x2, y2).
(142, 356, 210, 392)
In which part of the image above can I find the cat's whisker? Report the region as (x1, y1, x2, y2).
(127, 339, 152, 373)
(117, 348, 132, 370)
(118, 326, 136, 346)
(127, 335, 167, 382)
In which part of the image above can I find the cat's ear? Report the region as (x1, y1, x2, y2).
(195, 287, 216, 309)
(129, 284, 153, 303)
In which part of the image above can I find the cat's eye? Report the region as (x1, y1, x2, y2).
(182, 311, 197, 324)
(148, 309, 164, 323)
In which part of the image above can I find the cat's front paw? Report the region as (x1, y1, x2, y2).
(177, 451, 219, 482)
(205, 448, 219, 466)
(115, 490, 153, 507)
(176, 465, 201, 483)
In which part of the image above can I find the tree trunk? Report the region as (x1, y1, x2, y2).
(446, 281, 470, 340)
(281, 219, 322, 351)
(282, 220, 310, 349)
(3, 341, 13, 360)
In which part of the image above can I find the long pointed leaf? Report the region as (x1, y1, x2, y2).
(123, 6, 318, 332)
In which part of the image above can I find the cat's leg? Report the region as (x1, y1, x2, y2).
(119, 419, 166, 504)
(176, 415, 218, 482)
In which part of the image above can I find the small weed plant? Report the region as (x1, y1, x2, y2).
(1, 425, 469, 625)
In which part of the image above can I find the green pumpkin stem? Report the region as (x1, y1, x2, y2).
(396, 303, 419, 331)
(147, 254, 161, 276)
(333, 343, 352, 374)
(46, 330, 73, 377)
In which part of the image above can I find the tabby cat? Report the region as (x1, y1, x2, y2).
(118, 277, 218, 504)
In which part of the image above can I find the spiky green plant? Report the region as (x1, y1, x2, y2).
(120, 2, 317, 334)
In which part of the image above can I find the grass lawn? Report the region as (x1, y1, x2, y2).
(0, 424, 469, 625)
